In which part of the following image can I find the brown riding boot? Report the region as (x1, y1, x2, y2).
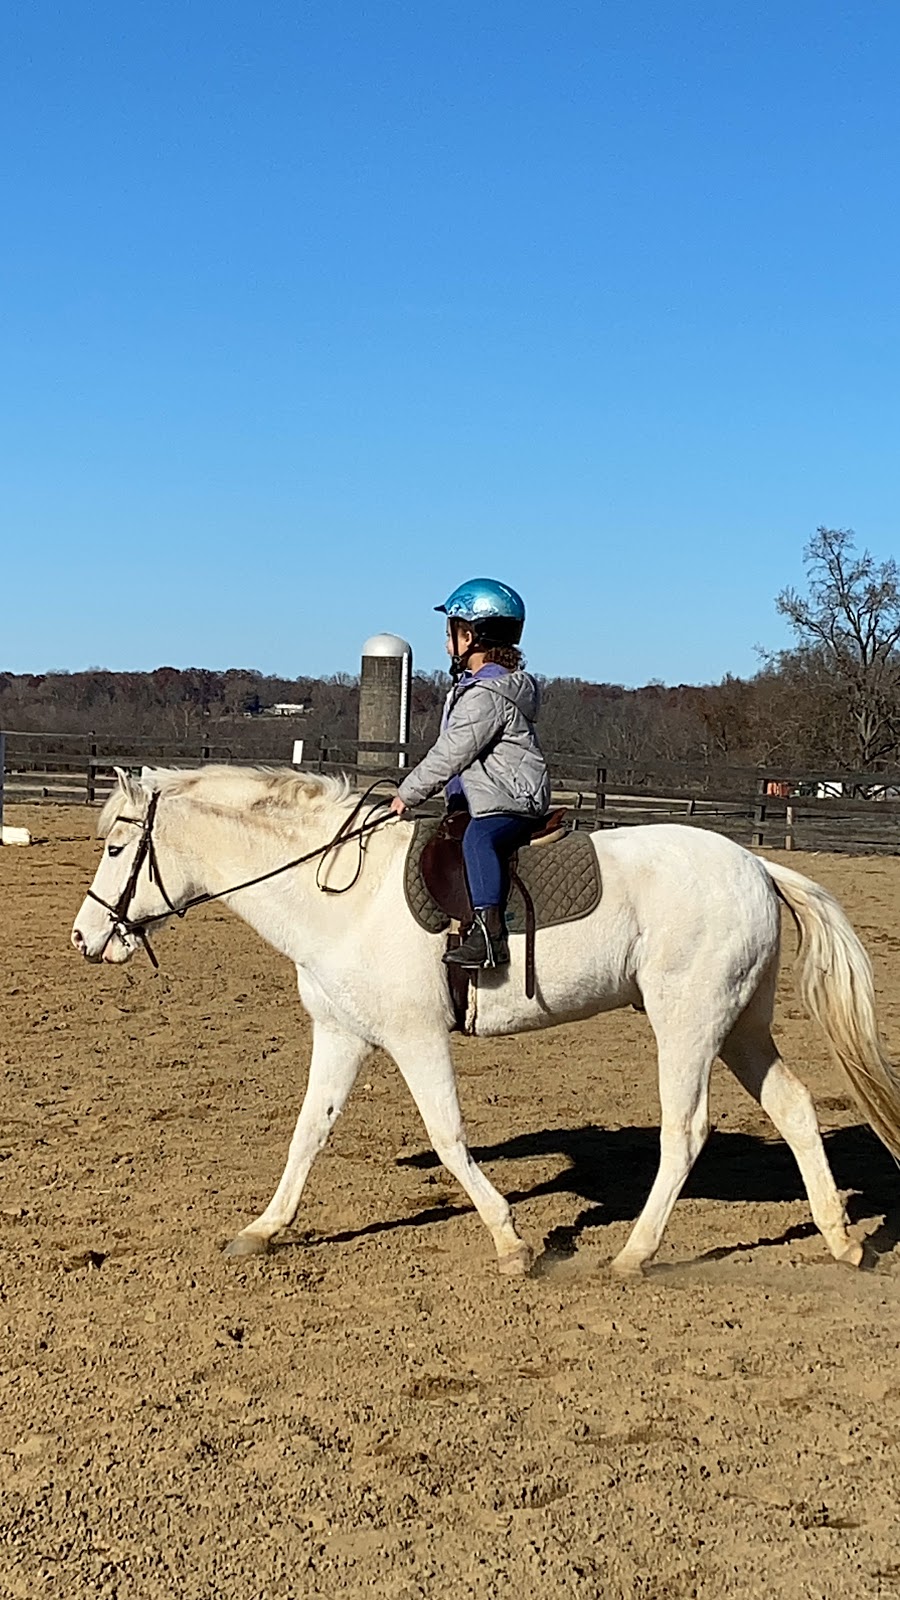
(444, 906, 510, 970)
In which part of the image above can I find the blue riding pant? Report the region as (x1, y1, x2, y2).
(462, 813, 537, 909)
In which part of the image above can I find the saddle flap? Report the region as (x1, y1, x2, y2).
(419, 811, 473, 924)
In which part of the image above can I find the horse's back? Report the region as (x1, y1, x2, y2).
(590, 821, 778, 952)
(591, 820, 770, 882)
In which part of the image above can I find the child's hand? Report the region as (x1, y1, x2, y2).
(389, 795, 408, 816)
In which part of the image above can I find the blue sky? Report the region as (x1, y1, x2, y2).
(2, 1, 898, 686)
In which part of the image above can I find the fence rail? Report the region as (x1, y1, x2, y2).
(1, 728, 899, 856)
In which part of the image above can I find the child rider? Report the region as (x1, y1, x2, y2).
(389, 579, 550, 969)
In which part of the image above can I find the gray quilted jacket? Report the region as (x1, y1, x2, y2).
(397, 670, 551, 818)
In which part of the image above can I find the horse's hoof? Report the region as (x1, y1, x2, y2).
(609, 1254, 645, 1279)
(497, 1242, 533, 1277)
(223, 1233, 270, 1259)
(837, 1240, 864, 1269)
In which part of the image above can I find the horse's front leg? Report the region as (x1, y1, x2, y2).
(390, 1032, 532, 1276)
(224, 1021, 370, 1258)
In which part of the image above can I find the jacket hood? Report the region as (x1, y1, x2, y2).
(475, 669, 541, 720)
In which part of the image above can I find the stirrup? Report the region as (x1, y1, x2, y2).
(480, 907, 510, 968)
(444, 908, 510, 970)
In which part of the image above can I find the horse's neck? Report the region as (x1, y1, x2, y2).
(165, 795, 385, 960)
(172, 796, 351, 888)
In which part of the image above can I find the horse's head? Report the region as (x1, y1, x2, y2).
(71, 767, 181, 965)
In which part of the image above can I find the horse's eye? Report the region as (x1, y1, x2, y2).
(107, 844, 124, 858)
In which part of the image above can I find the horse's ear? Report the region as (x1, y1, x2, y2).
(141, 766, 176, 790)
(113, 766, 144, 806)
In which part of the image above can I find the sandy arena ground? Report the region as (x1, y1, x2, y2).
(2, 804, 900, 1598)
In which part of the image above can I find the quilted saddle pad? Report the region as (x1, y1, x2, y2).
(403, 816, 601, 936)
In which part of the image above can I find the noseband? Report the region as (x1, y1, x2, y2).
(85, 783, 394, 969)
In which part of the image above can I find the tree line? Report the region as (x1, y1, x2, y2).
(3, 530, 898, 772)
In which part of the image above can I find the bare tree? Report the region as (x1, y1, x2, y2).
(776, 527, 900, 768)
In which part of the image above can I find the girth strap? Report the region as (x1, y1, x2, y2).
(509, 860, 536, 1000)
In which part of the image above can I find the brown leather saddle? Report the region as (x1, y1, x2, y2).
(405, 809, 602, 1028)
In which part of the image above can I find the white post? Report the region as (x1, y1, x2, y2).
(0, 732, 31, 844)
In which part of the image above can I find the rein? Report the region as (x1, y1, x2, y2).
(86, 782, 395, 970)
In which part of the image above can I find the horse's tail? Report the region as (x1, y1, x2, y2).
(763, 857, 900, 1159)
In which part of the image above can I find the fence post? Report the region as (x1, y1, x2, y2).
(594, 764, 607, 827)
(86, 738, 97, 805)
(0, 730, 5, 840)
(785, 804, 794, 851)
(752, 777, 767, 847)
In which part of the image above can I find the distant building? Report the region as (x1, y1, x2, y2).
(261, 701, 312, 718)
(815, 781, 900, 800)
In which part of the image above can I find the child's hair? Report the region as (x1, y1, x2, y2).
(482, 644, 524, 670)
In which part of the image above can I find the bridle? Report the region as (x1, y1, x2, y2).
(86, 790, 172, 967)
(85, 782, 395, 970)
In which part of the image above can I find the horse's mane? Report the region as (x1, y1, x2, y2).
(97, 766, 355, 837)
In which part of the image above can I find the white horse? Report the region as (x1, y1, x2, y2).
(71, 765, 900, 1277)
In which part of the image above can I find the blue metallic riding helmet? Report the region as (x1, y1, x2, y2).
(436, 579, 527, 682)
(436, 579, 526, 646)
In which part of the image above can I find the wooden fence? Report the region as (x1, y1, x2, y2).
(1, 728, 899, 856)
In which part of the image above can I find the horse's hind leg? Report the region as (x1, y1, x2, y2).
(389, 1033, 531, 1275)
(720, 982, 862, 1266)
(611, 1017, 716, 1277)
(224, 1022, 370, 1258)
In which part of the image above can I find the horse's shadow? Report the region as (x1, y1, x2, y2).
(306, 1123, 900, 1268)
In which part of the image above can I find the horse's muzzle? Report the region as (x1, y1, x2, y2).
(71, 923, 137, 964)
